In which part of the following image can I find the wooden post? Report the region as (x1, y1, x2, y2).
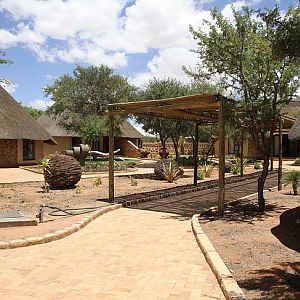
(193, 123, 199, 186)
(270, 135, 274, 171)
(278, 117, 283, 191)
(218, 97, 225, 216)
(240, 131, 244, 177)
(109, 113, 115, 202)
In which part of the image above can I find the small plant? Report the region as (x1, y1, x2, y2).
(129, 176, 138, 186)
(94, 176, 102, 186)
(293, 157, 300, 166)
(197, 170, 205, 180)
(75, 186, 82, 194)
(254, 162, 262, 170)
(38, 156, 51, 193)
(162, 161, 179, 183)
(204, 164, 214, 178)
(230, 165, 240, 175)
(236, 157, 248, 172)
(284, 170, 300, 195)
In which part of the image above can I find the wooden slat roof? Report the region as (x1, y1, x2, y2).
(108, 94, 229, 123)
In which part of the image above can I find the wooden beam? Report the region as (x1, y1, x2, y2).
(278, 117, 283, 191)
(109, 113, 115, 202)
(240, 131, 244, 177)
(193, 123, 199, 186)
(218, 97, 225, 216)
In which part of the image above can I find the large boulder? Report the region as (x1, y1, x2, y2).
(45, 154, 82, 189)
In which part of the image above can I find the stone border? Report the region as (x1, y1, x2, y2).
(191, 215, 246, 300)
(0, 204, 122, 250)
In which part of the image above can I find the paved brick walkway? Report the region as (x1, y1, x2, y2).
(0, 208, 224, 300)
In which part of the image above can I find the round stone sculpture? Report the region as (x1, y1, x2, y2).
(154, 159, 181, 180)
(45, 154, 82, 189)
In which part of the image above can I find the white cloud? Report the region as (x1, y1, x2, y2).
(0, 81, 17, 93)
(28, 99, 54, 110)
(131, 47, 198, 86)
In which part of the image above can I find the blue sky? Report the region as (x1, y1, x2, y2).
(0, 0, 297, 112)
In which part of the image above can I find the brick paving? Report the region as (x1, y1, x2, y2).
(0, 173, 279, 299)
(0, 208, 224, 300)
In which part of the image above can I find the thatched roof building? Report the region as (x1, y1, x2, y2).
(0, 86, 54, 142)
(289, 117, 300, 141)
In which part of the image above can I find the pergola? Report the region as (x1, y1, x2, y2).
(107, 93, 233, 215)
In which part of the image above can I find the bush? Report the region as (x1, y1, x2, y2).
(130, 176, 138, 186)
(284, 170, 300, 195)
(254, 162, 262, 170)
(197, 170, 205, 180)
(204, 164, 214, 177)
(176, 155, 194, 166)
(162, 161, 179, 183)
(293, 157, 300, 166)
(94, 176, 102, 186)
(230, 165, 240, 175)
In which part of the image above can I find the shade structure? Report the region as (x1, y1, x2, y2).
(107, 93, 232, 216)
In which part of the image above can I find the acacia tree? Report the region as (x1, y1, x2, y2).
(135, 78, 189, 158)
(0, 50, 12, 85)
(44, 65, 136, 133)
(185, 7, 300, 211)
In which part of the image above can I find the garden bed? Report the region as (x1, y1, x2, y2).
(200, 187, 300, 300)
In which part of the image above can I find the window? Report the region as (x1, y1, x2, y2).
(23, 140, 34, 160)
(228, 139, 239, 155)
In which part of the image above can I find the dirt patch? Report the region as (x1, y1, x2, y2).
(200, 187, 300, 300)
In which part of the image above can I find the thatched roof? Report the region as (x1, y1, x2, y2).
(37, 115, 81, 137)
(282, 98, 300, 117)
(0, 86, 55, 142)
(38, 114, 143, 139)
(120, 120, 144, 139)
(289, 117, 300, 141)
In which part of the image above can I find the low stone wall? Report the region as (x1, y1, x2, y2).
(0, 139, 18, 167)
(142, 141, 213, 158)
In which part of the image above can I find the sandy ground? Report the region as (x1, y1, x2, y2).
(200, 186, 300, 300)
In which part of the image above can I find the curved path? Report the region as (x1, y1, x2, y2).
(0, 208, 223, 300)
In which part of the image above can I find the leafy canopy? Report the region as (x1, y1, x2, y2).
(44, 65, 136, 133)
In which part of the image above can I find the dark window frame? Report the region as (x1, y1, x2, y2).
(23, 139, 35, 160)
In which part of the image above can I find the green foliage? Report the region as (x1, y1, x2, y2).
(75, 186, 82, 194)
(197, 170, 205, 180)
(176, 155, 194, 166)
(45, 65, 135, 133)
(254, 162, 262, 170)
(38, 156, 51, 192)
(261, 6, 300, 60)
(230, 165, 240, 175)
(0, 50, 13, 85)
(293, 157, 300, 166)
(23, 106, 45, 119)
(81, 115, 107, 148)
(162, 161, 179, 183)
(129, 176, 138, 186)
(93, 176, 103, 186)
(204, 164, 214, 177)
(284, 170, 300, 195)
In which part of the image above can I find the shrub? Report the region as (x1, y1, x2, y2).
(130, 176, 138, 186)
(254, 162, 262, 170)
(94, 176, 102, 186)
(293, 157, 300, 166)
(162, 161, 179, 183)
(230, 165, 240, 175)
(197, 170, 205, 180)
(204, 164, 214, 177)
(176, 155, 194, 166)
(154, 159, 180, 180)
(38, 156, 51, 193)
(75, 186, 82, 194)
(284, 170, 300, 195)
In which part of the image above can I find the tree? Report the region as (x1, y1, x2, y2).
(186, 7, 300, 211)
(261, 6, 300, 60)
(44, 65, 136, 133)
(135, 78, 189, 158)
(81, 115, 107, 156)
(23, 106, 45, 119)
(0, 50, 13, 85)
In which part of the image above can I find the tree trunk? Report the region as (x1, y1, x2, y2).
(160, 138, 168, 158)
(257, 154, 269, 211)
(172, 137, 179, 160)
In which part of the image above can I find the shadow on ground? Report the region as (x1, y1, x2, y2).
(271, 206, 300, 252)
(239, 262, 300, 300)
